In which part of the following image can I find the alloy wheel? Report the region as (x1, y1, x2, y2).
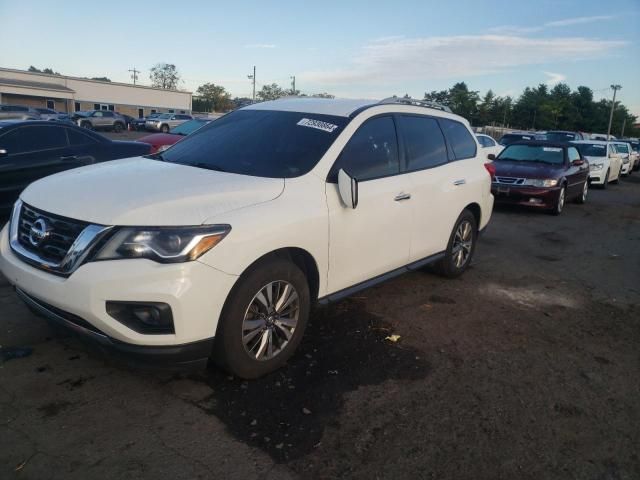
(452, 220, 473, 269)
(582, 181, 588, 201)
(242, 280, 299, 361)
(557, 187, 565, 213)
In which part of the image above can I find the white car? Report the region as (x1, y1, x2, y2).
(612, 142, 633, 175)
(0, 97, 494, 378)
(476, 134, 503, 159)
(572, 140, 622, 187)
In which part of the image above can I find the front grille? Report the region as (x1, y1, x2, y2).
(494, 176, 525, 185)
(17, 204, 89, 263)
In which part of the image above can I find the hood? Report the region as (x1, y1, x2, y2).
(493, 160, 564, 179)
(137, 133, 182, 146)
(21, 157, 285, 226)
(583, 155, 604, 165)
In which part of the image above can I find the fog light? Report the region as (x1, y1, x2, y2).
(106, 301, 174, 334)
(529, 198, 543, 204)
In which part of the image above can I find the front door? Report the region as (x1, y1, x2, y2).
(566, 146, 589, 195)
(0, 125, 74, 211)
(326, 115, 412, 294)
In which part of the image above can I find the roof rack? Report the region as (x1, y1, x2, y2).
(378, 97, 453, 113)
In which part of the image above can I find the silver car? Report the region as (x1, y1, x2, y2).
(0, 104, 41, 120)
(145, 113, 193, 133)
(75, 110, 127, 132)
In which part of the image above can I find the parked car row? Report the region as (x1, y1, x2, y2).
(1, 104, 73, 123)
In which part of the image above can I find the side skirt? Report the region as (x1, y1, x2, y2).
(317, 251, 445, 305)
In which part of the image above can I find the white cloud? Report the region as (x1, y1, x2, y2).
(299, 35, 626, 86)
(489, 15, 615, 35)
(544, 71, 567, 86)
(244, 44, 276, 49)
(545, 15, 614, 27)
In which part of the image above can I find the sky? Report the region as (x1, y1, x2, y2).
(1, 0, 639, 115)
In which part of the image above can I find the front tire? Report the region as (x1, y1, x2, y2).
(602, 169, 609, 189)
(113, 122, 123, 133)
(161, 124, 170, 133)
(214, 257, 310, 379)
(435, 209, 477, 278)
(80, 120, 92, 130)
(551, 185, 566, 215)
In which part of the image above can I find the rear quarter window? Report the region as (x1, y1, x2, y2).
(438, 119, 477, 160)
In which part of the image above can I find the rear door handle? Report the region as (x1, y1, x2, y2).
(60, 155, 78, 161)
(453, 179, 466, 186)
(394, 192, 411, 201)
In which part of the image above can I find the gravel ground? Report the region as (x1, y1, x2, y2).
(1, 174, 639, 479)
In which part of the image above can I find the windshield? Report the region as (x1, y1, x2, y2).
(614, 144, 629, 153)
(576, 144, 606, 157)
(546, 131, 577, 141)
(497, 144, 565, 165)
(157, 110, 348, 178)
(170, 119, 209, 136)
(499, 134, 535, 145)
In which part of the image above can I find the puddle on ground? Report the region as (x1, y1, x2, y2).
(178, 299, 430, 462)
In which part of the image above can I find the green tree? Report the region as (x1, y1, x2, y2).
(28, 66, 61, 75)
(196, 83, 233, 111)
(150, 63, 180, 90)
(447, 82, 480, 122)
(423, 89, 450, 105)
(90, 77, 111, 82)
(257, 83, 286, 101)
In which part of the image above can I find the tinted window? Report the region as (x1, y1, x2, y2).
(547, 131, 577, 142)
(567, 147, 581, 162)
(575, 143, 606, 157)
(400, 115, 447, 171)
(484, 136, 496, 147)
(160, 110, 348, 179)
(439, 119, 477, 159)
(614, 143, 629, 154)
(499, 134, 535, 145)
(67, 128, 98, 145)
(330, 116, 399, 182)
(0, 126, 67, 154)
(103, 111, 114, 118)
(497, 144, 564, 165)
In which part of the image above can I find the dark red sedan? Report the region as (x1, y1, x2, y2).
(489, 141, 590, 215)
(137, 118, 212, 153)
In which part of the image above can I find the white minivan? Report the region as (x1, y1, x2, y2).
(0, 98, 494, 378)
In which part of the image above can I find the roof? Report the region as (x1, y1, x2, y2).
(0, 77, 75, 92)
(244, 97, 376, 117)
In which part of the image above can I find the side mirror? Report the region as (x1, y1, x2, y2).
(571, 159, 584, 166)
(338, 169, 358, 209)
(0, 148, 7, 158)
(487, 153, 496, 161)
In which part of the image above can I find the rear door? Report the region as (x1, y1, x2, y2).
(326, 115, 412, 293)
(400, 115, 482, 261)
(0, 124, 74, 210)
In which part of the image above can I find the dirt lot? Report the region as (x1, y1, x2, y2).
(1, 175, 639, 479)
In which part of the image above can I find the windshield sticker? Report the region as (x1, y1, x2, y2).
(297, 118, 339, 133)
(543, 147, 562, 152)
(522, 136, 532, 139)
(590, 145, 605, 149)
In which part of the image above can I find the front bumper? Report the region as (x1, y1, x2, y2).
(0, 223, 238, 354)
(491, 184, 561, 209)
(589, 170, 606, 185)
(621, 163, 630, 174)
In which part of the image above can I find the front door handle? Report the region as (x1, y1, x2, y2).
(453, 179, 466, 186)
(60, 155, 78, 161)
(394, 192, 411, 201)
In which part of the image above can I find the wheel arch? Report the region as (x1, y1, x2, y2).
(464, 202, 482, 229)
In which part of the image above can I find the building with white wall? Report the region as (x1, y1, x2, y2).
(0, 67, 192, 118)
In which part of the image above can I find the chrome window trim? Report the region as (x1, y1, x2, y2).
(9, 199, 113, 276)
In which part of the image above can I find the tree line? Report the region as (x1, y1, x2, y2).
(423, 82, 638, 137)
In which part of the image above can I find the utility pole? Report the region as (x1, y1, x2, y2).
(128, 67, 140, 85)
(532, 110, 537, 130)
(290, 75, 296, 94)
(607, 84, 622, 141)
(247, 66, 256, 102)
(620, 118, 626, 138)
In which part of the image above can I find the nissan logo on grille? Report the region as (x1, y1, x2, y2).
(29, 218, 53, 247)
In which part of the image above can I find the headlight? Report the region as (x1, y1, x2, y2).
(590, 163, 604, 171)
(94, 225, 230, 263)
(522, 179, 558, 187)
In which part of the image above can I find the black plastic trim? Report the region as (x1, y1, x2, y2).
(15, 288, 212, 368)
(318, 251, 445, 305)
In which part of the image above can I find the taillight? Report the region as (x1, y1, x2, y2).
(484, 162, 496, 179)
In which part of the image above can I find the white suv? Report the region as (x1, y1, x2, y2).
(0, 98, 494, 378)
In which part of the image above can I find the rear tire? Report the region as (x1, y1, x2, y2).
(80, 120, 92, 130)
(113, 122, 123, 133)
(435, 209, 477, 278)
(213, 257, 310, 379)
(576, 180, 588, 204)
